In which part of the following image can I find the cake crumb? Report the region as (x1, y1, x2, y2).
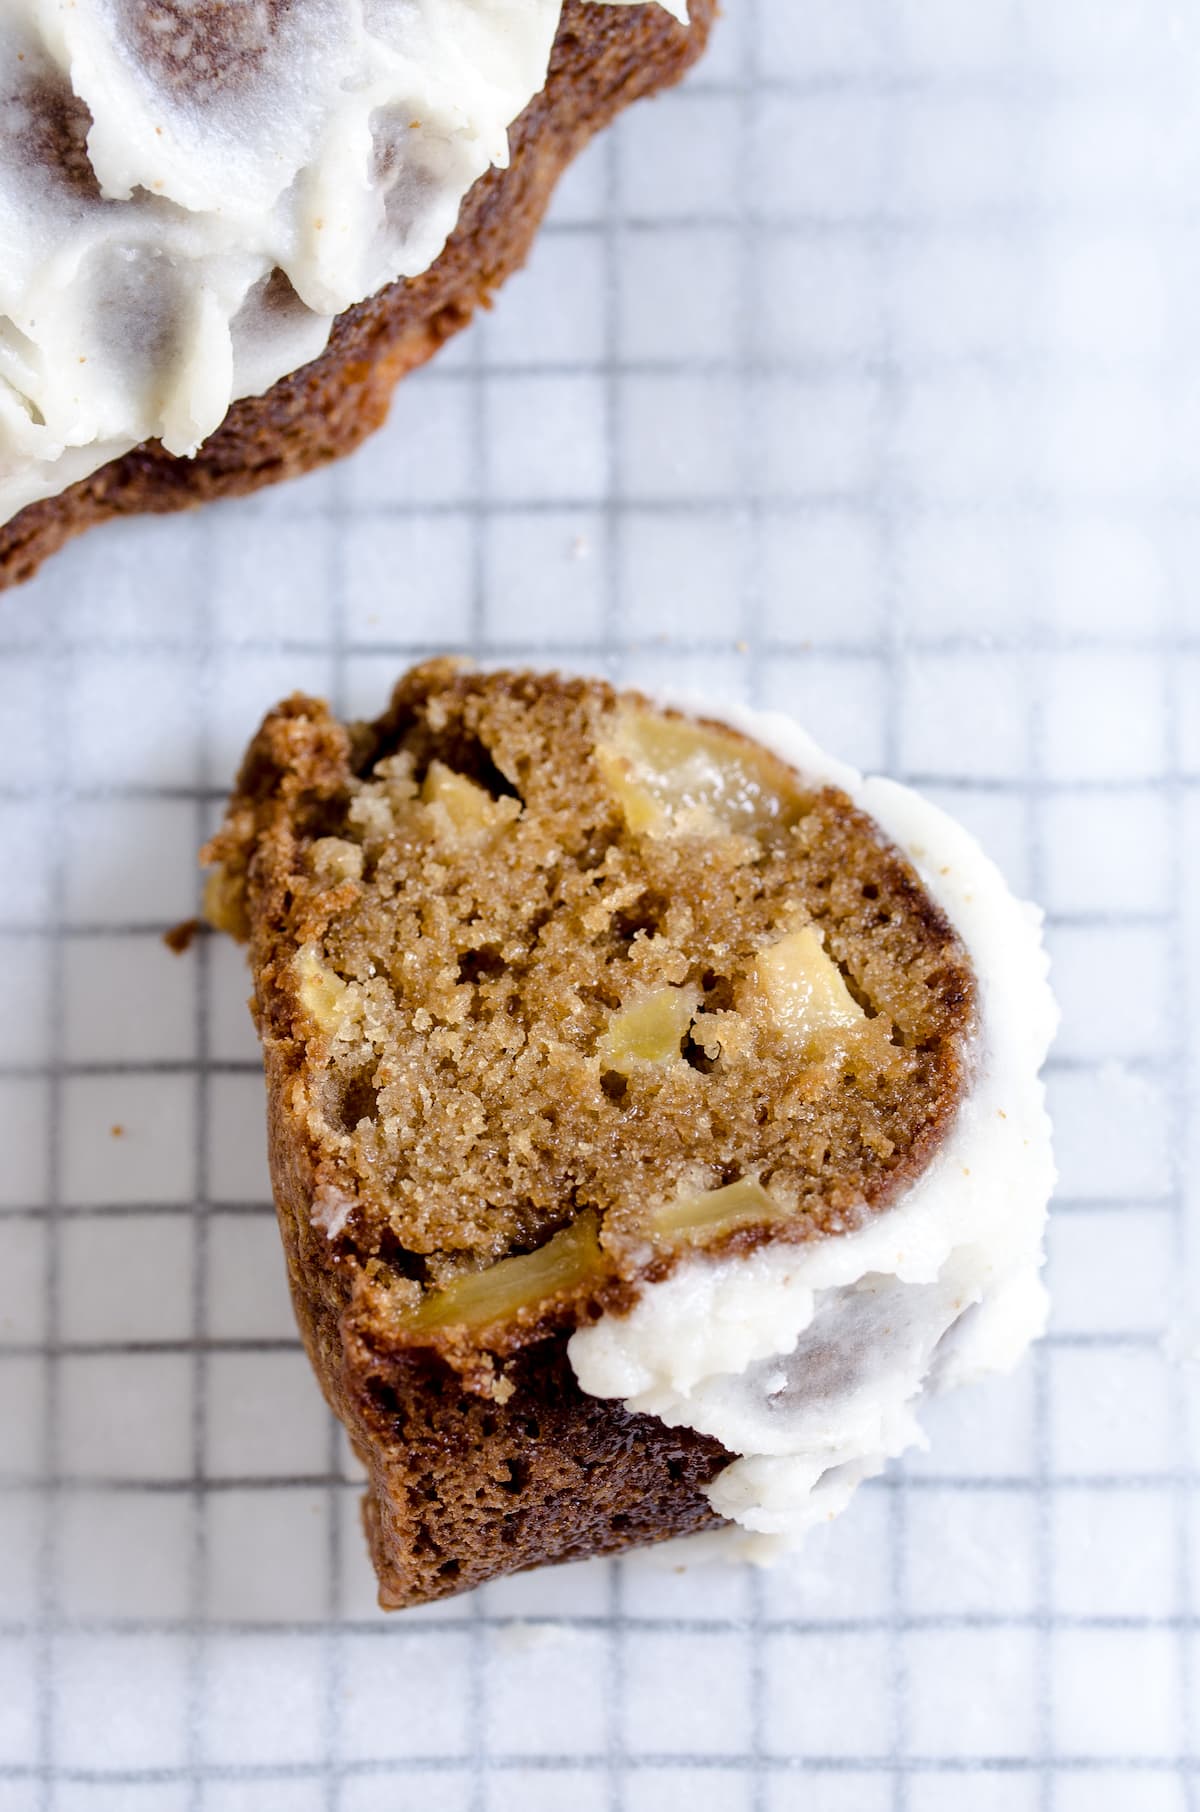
(163, 917, 202, 955)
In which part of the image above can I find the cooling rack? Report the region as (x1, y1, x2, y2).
(1, 1, 1195, 1806)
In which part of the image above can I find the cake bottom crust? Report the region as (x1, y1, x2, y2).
(0, 0, 713, 591)
(360, 1340, 728, 1609)
(268, 1038, 728, 1609)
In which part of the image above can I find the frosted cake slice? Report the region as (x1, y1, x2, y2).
(205, 660, 1055, 1607)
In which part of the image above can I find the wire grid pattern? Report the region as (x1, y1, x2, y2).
(0, 0, 1197, 1806)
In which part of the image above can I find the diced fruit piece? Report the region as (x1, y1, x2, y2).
(755, 925, 864, 1042)
(596, 707, 794, 838)
(599, 986, 699, 1072)
(294, 942, 351, 1034)
(595, 744, 665, 834)
(421, 761, 519, 846)
(203, 862, 248, 940)
(653, 1176, 781, 1238)
(309, 837, 364, 884)
(403, 1214, 602, 1333)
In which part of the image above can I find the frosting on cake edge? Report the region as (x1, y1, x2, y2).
(568, 699, 1057, 1555)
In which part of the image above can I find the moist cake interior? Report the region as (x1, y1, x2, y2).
(213, 662, 976, 1323)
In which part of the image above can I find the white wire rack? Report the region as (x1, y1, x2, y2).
(1, 1, 1196, 1806)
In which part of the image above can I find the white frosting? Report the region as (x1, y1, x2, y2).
(569, 703, 1057, 1554)
(0, 0, 686, 527)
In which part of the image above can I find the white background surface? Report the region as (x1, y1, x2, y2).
(1, 0, 1198, 1805)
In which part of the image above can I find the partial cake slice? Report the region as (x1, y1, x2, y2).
(204, 660, 1055, 1607)
(0, 2, 712, 588)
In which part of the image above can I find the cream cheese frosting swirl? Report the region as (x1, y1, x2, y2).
(0, 0, 686, 528)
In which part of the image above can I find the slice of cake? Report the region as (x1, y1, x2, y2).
(0, 1, 711, 588)
(204, 660, 1055, 1607)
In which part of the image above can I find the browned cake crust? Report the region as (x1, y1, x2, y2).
(0, 1, 714, 591)
(207, 662, 976, 1608)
